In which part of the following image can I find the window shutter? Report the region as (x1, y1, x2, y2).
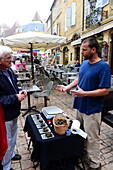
(65, 14, 68, 31)
(57, 0, 60, 16)
(53, 8, 55, 21)
(66, 6, 72, 27)
(111, 0, 113, 5)
(102, 0, 109, 7)
(71, 2, 76, 26)
(85, 0, 90, 18)
(57, 23, 60, 35)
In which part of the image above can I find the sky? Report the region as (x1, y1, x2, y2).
(0, 0, 54, 27)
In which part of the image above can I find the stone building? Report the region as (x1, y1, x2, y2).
(50, 0, 113, 72)
(50, 0, 83, 65)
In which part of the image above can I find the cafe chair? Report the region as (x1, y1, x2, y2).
(33, 81, 53, 107)
(44, 69, 54, 81)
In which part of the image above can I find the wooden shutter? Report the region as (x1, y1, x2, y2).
(71, 2, 76, 26)
(57, 0, 60, 16)
(65, 14, 68, 31)
(66, 6, 72, 27)
(53, 8, 55, 21)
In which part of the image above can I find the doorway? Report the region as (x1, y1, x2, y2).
(63, 46, 69, 65)
(110, 35, 113, 74)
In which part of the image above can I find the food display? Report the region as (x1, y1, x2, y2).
(53, 113, 69, 135)
(31, 114, 54, 139)
(41, 122, 45, 127)
(39, 119, 43, 123)
(45, 132, 52, 137)
(43, 127, 48, 132)
(36, 114, 40, 119)
(41, 132, 54, 139)
(55, 118, 67, 125)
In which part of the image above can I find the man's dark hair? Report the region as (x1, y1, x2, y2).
(82, 37, 99, 53)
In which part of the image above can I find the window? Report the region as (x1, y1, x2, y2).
(35, 27, 38, 31)
(70, 53, 72, 61)
(85, 0, 90, 18)
(66, 6, 71, 27)
(53, 25, 57, 35)
(71, 2, 76, 26)
(102, 0, 109, 7)
(96, 0, 102, 8)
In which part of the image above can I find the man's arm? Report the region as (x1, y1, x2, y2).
(56, 77, 79, 92)
(70, 85, 110, 97)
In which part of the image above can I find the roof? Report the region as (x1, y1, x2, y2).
(32, 11, 42, 23)
(17, 23, 44, 32)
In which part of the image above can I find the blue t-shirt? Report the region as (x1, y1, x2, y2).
(73, 59, 111, 115)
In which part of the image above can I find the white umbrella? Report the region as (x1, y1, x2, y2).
(2, 31, 67, 79)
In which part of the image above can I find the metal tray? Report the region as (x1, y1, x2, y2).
(33, 119, 45, 125)
(31, 114, 42, 120)
(36, 122, 48, 129)
(38, 127, 51, 134)
(41, 132, 54, 140)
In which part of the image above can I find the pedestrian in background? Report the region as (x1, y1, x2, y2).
(34, 56, 40, 65)
(0, 103, 8, 170)
(56, 37, 111, 170)
(0, 45, 27, 170)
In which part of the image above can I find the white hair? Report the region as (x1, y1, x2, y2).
(0, 45, 13, 59)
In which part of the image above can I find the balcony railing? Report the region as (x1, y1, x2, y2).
(86, 7, 102, 28)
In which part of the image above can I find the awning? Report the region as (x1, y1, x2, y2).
(81, 20, 113, 40)
(71, 38, 81, 46)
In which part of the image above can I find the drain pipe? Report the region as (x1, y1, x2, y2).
(82, 0, 85, 32)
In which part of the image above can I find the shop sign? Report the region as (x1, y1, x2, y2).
(101, 41, 108, 61)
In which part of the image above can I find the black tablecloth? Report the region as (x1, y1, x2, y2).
(23, 113, 84, 170)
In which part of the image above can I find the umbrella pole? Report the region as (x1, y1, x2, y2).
(30, 43, 34, 80)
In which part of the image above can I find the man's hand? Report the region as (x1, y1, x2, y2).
(19, 90, 27, 97)
(70, 85, 86, 97)
(17, 90, 27, 101)
(56, 85, 67, 92)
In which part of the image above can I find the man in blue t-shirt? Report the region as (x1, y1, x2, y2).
(56, 37, 111, 170)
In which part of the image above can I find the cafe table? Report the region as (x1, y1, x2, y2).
(24, 112, 85, 170)
(67, 76, 77, 84)
(52, 69, 64, 79)
(63, 72, 78, 77)
(17, 77, 30, 83)
(22, 85, 41, 117)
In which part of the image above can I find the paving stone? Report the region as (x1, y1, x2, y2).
(21, 160, 33, 169)
(104, 162, 113, 170)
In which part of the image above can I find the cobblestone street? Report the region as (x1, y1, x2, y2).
(11, 87, 113, 170)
